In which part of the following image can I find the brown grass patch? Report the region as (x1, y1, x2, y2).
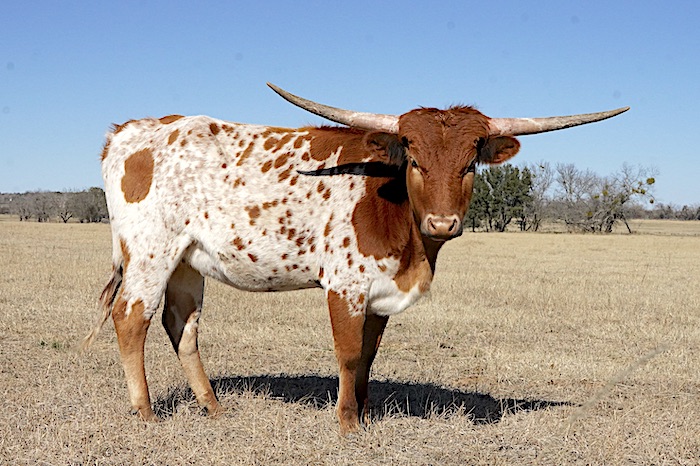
(1, 218, 699, 464)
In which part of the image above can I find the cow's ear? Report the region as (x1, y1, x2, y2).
(478, 136, 520, 165)
(364, 132, 406, 166)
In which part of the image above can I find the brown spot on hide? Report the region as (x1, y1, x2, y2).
(237, 141, 255, 166)
(273, 133, 294, 152)
(121, 148, 154, 203)
(204, 212, 209, 219)
(323, 188, 331, 200)
(274, 152, 292, 168)
(317, 181, 326, 193)
(278, 165, 293, 182)
(248, 253, 258, 263)
(261, 160, 273, 173)
(221, 163, 227, 169)
(159, 115, 184, 124)
(180, 138, 187, 147)
(342, 237, 351, 248)
(293, 136, 306, 149)
(324, 214, 334, 237)
(359, 265, 365, 273)
(185, 219, 190, 225)
(318, 267, 324, 279)
(120, 238, 131, 274)
(264, 137, 278, 151)
(246, 205, 261, 219)
(168, 130, 179, 145)
(306, 127, 367, 163)
(209, 123, 220, 135)
(290, 175, 299, 186)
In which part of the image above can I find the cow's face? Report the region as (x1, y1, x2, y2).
(366, 107, 520, 242)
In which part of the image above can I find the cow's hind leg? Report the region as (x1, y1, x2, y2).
(112, 235, 193, 421)
(162, 262, 222, 416)
(112, 293, 159, 421)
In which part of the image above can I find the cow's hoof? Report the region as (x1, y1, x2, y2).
(131, 407, 160, 422)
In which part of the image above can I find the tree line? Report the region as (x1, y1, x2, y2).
(0, 166, 697, 230)
(465, 162, 667, 233)
(0, 188, 107, 223)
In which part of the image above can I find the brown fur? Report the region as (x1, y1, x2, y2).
(121, 149, 154, 203)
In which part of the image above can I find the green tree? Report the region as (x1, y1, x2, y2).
(465, 164, 533, 232)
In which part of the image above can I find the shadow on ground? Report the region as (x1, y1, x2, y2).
(154, 374, 573, 424)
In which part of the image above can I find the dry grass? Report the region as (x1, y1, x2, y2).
(1, 217, 699, 465)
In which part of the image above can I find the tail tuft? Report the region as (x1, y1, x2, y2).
(81, 264, 123, 352)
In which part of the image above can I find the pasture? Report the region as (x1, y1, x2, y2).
(1, 217, 699, 464)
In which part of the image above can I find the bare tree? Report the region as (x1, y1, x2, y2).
(55, 191, 75, 223)
(10, 195, 33, 221)
(73, 187, 107, 223)
(30, 191, 56, 222)
(554, 163, 601, 232)
(553, 163, 655, 233)
(522, 161, 554, 231)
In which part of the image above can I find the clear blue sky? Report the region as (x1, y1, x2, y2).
(1, 1, 698, 205)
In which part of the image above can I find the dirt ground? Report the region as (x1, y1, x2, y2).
(1, 217, 699, 465)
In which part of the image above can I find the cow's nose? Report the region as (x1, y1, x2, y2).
(423, 214, 462, 240)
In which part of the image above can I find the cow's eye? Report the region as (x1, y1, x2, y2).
(463, 159, 477, 176)
(410, 158, 419, 169)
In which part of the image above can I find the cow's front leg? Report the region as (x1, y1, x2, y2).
(327, 290, 365, 435)
(356, 313, 389, 426)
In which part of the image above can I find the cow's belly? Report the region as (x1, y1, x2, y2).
(184, 245, 320, 292)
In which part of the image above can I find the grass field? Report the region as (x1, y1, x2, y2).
(1, 217, 699, 464)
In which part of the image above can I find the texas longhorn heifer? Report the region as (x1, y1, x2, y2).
(83, 83, 627, 434)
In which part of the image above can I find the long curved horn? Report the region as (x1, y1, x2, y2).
(267, 83, 399, 133)
(489, 107, 630, 136)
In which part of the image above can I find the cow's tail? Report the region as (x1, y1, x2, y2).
(81, 262, 123, 351)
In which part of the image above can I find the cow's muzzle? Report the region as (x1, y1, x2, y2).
(422, 214, 462, 241)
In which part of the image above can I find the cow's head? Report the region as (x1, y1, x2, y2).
(268, 83, 628, 242)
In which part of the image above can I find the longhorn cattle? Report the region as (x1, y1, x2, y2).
(83, 84, 628, 434)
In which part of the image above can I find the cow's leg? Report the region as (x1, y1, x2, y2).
(356, 313, 389, 426)
(327, 290, 365, 435)
(112, 235, 192, 421)
(112, 293, 159, 421)
(162, 262, 222, 416)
